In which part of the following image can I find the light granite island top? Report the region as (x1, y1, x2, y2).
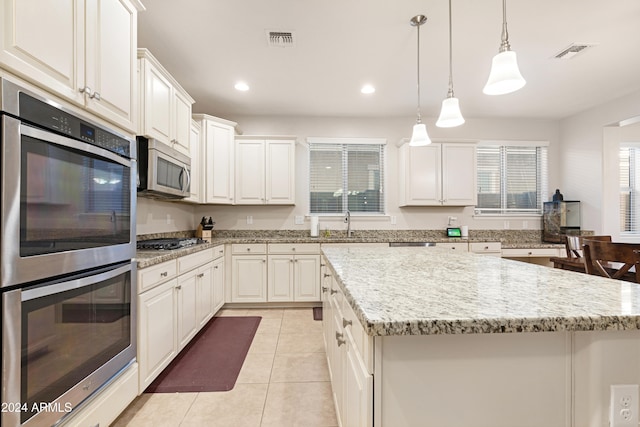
(320, 245, 640, 427)
(321, 245, 640, 336)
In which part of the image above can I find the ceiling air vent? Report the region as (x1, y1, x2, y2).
(267, 31, 295, 48)
(553, 43, 596, 60)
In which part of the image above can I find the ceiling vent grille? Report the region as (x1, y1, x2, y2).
(267, 31, 296, 48)
(553, 43, 596, 60)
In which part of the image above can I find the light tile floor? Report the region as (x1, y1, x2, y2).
(112, 308, 337, 427)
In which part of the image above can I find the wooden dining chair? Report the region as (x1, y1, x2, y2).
(582, 240, 640, 282)
(564, 235, 612, 259)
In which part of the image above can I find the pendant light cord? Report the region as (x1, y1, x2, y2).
(447, 0, 454, 98)
(416, 22, 422, 123)
(499, 0, 511, 52)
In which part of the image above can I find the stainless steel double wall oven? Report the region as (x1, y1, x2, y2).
(0, 79, 137, 427)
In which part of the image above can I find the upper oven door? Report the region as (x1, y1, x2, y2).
(1, 114, 136, 288)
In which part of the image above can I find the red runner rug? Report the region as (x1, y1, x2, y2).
(146, 316, 261, 393)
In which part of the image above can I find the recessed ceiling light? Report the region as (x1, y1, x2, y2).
(235, 82, 250, 91)
(361, 84, 375, 94)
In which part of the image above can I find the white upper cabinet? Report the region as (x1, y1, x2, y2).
(192, 114, 237, 204)
(235, 136, 296, 205)
(138, 48, 194, 157)
(0, 0, 143, 132)
(398, 142, 477, 206)
(184, 119, 202, 203)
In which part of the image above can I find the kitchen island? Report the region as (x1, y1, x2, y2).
(321, 246, 640, 427)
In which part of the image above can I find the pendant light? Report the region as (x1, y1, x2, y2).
(409, 15, 431, 147)
(436, 0, 465, 128)
(483, 0, 526, 95)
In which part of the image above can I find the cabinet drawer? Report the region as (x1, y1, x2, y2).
(435, 242, 469, 252)
(232, 243, 267, 254)
(341, 300, 373, 374)
(502, 247, 561, 257)
(469, 242, 502, 253)
(138, 260, 177, 294)
(268, 242, 320, 254)
(178, 248, 213, 274)
(212, 245, 225, 260)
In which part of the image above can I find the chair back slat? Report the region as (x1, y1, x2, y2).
(565, 235, 611, 259)
(582, 240, 640, 283)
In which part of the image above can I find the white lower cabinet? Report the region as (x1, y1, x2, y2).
(138, 278, 178, 392)
(231, 244, 268, 302)
(324, 268, 374, 427)
(212, 253, 225, 313)
(232, 243, 321, 303)
(137, 248, 217, 393)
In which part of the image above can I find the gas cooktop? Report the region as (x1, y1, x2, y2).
(136, 237, 204, 251)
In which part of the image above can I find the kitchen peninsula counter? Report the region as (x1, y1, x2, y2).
(321, 246, 640, 336)
(320, 245, 640, 427)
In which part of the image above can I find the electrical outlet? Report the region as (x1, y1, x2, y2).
(246, 215, 253, 225)
(611, 384, 639, 427)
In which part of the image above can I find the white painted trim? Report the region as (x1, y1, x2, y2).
(307, 137, 387, 145)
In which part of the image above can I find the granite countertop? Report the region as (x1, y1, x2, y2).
(135, 229, 567, 268)
(321, 246, 640, 337)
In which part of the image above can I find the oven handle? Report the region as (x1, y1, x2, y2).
(20, 122, 132, 168)
(21, 262, 132, 302)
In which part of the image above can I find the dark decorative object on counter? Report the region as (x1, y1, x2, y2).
(552, 189, 564, 201)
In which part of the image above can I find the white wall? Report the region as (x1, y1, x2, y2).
(559, 89, 640, 234)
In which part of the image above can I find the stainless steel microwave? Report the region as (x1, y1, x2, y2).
(137, 137, 191, 199)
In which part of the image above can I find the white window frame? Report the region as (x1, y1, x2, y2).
(474, 140, 549, 217)
(619, 142, 640, 236)
(307, 137, 387, 216)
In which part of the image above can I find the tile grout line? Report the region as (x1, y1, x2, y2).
(259, 311, 282, 426)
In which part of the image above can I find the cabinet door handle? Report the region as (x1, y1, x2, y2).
(323, 273, 331, 278)
(330, 289, 338, 295)
(246, 248, 251, 252)
(322, 286, 328, 293)
(175, 285, 182, 290)
(79, 86, 92, 95)
(214, 266, 218, 269)
(342, 318, 352, 328)
(219, 250, 224, 254)
(197, 273, 204, 278)
(335, 332, 346, 347)
(160, 272, 168, 277)
(89, 91, 101, 100)
(321, 263, 326, 267)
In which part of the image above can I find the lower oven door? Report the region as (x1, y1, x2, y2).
(1, 261, 136, 427)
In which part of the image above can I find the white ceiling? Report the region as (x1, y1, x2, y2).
(138, 0, 640, 121)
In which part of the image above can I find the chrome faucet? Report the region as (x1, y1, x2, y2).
(345, 211, 352, 238)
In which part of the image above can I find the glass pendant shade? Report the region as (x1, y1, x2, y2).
(483, 50, 526, 95)
(436, 97, 465, 128)
(409, 122, 431, 146)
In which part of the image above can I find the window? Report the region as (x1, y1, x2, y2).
(308, 138, 385, 215)
(620, 145, 640, 234)
(475, 143, 548, 215)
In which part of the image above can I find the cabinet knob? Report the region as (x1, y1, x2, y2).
(214, 266, 218, 269)
(484, 246, 489, 250)
(290, 259, 294, 263)
(175, 285, 182, 290)
(197, 273, 204, 278)
(330, 289, 338, 295)
(322, 286, 329, 293)
(246, 248, 251, 252)
(335, 332, 346, 347)
(160, 272, 168, 277)
(342, 318, 352, 328)
(528, 251, 533, 255)
(219, 250, 224, 254)
(323, 273, 331, 278)
(292, 247, 296, 251)
(262, 259, 266, 263)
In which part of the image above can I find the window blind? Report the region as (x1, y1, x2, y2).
(620, 146, 640, 234)
(309, 142, 385, 214)
(476, 145, 548, 215)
